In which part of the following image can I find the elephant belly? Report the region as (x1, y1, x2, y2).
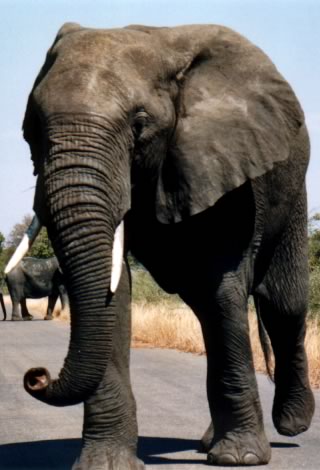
(24, 280, 55, 299)
(129, 182, 256, 296)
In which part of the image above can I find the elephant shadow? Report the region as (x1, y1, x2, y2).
(138, 436, 205, 465)
(0, 436, 203, 468)
(0, 437, 299, 468)
(0, 439, 81, 469)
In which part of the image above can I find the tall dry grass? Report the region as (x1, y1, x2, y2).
(305, 319, 320, 387)
(132, 302, 205, 354)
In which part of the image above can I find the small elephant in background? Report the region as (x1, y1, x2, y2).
(0, 291, 7, 320)
(5, 256, 68, 321)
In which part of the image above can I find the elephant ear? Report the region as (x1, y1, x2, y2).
(155, 27, 304, 223)
(23, 93, 43, 176)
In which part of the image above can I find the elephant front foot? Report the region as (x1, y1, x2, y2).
(273, 385, 315, 436)
(207, 431, 271, 466)
(11, 315, 23, 321)
(72, 445, 145, 470)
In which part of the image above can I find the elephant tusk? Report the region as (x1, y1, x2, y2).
(110, 221, 124, 293)
(4, 214, 42, 274)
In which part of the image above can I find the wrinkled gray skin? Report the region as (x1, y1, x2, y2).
(6, 257, 68, 321)
(21, 23, 314, 468)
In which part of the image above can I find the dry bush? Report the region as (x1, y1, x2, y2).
(132, 302, 205, 354)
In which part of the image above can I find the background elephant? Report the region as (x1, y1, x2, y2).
(7, 23, 314, 468)
(0, 291, 6, 320)
(5, 256, 68, 321)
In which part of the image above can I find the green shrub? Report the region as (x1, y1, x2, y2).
(309, 267, 320, 319)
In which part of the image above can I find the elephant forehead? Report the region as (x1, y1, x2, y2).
(35, 29, 169, 114)
(52, 28, 166, 77)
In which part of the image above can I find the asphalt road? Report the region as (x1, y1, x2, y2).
(0, 300, 319, 470)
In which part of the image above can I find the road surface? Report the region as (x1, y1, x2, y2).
(0, 300, 319, 469)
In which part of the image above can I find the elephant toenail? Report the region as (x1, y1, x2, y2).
(243, 452, 259, 465)
(208, 452, 237, 465)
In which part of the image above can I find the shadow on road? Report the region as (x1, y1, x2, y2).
(0, 437, 300, 468)
(0, 439, 81, 469)
(0, 436, 206, 468)
(138, 436, 206, 465)
(270, 441, 300, 449)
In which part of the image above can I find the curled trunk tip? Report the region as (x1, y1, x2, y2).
(24, 367, 85, 407)
(24, 367, 51, 397)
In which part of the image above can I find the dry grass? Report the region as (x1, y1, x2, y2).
(16, 297, 320, 388)
(305, 319, 320, 388)
(132, 302, 205, 354)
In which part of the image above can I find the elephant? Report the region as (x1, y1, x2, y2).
(0, 291, 7, 320)
(5, 22, 314, 468)
(5, 256, 68, 321)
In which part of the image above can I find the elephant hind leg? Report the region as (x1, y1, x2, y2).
(45, 293, 58, 320)
(254, 192, 314, 437)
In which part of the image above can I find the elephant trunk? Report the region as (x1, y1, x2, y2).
(24, 114, 131, 406)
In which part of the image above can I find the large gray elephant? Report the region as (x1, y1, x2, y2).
(8, 23, 314, 468)
(5, 256, 68, 320)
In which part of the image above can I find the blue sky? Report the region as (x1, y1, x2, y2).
(1, 0, 319, 236)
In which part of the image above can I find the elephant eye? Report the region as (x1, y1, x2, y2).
(133, 109, 149, 138)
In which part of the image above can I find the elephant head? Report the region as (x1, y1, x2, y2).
(17, 23, 303, 406)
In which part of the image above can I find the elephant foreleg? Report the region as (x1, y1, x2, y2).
(186, 279, 271, 466)
(21, 298, 33, 321)
(11, 300, 21, 321)
(73, 261, 144, 470)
